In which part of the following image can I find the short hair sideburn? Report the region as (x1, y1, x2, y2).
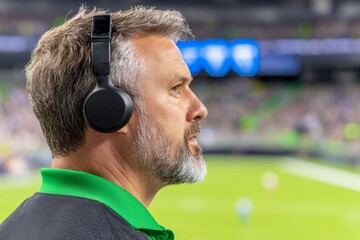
(25, 6, 192, 156)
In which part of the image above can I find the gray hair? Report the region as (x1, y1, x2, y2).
(25, 6, 192, 156)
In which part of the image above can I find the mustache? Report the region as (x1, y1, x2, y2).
(184, 122, 201, 139)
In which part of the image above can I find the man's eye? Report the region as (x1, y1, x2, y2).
(171, 85, 180, 94)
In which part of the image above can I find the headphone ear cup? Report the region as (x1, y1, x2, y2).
(83, 87, 133, 133)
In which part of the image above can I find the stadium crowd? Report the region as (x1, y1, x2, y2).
(0, 84, 48, 175)
(193, 18, 360, 40)
(195, 77, 360, 160)
(3, 10, 360, 40)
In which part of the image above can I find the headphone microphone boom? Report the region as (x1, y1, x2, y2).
(83, 15, 133, 133)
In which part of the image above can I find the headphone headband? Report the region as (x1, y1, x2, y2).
(91, 15, 111, 79)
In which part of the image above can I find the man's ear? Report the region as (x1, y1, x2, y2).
(116, 124, 129, 134)
(115, 113, 136, 135)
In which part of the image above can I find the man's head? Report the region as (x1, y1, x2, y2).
(26, 6, 208, 185)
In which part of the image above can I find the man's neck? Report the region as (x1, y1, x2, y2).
(51, 146, 161, 207)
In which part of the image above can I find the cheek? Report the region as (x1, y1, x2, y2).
(150, 104, 186, 138)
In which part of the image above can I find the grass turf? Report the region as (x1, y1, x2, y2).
(1, 155, 360, 240)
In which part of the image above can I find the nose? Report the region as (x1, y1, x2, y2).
(186, 92, 208, 122)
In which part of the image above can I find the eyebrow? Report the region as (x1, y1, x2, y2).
(173, 75, 193, 85)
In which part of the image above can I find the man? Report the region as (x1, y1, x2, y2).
(0, 6, 208, 240)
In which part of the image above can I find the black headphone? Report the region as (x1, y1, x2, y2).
(83, 15, 133, 133)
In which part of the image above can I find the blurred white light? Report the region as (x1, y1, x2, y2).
(262, 171, 279, 191)
(181, 47, 198, 65)
(203, 45, 228, 69)
(232, 44, 258, 70)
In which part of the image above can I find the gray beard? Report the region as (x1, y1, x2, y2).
(131, 111, 207, 185)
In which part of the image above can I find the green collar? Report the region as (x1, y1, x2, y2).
(39, 168, 173, 240)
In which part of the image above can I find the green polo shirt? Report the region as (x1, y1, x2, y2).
(39, 168, 174, 240)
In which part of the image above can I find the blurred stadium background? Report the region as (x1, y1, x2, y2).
(1, 0, 360, 239)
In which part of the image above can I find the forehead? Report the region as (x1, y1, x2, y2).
(131, 34, 190, 82)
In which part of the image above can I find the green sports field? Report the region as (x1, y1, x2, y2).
(1, 155, 360, 240)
